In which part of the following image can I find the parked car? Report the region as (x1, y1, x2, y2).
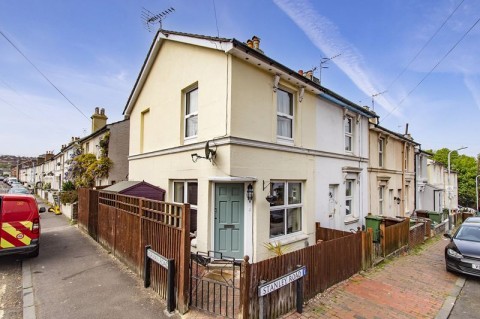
(5, 177, 18, 186)
(0, 194, 45, 257)
(8, 187, 31, 194)
(444, 217, 480, 277)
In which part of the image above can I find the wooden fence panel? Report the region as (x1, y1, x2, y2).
(383, 218, 409, 257)
(88, 189, 99, 240)
(77, 188, 89, 232)
(362, 228, 374, 270)
(114, 196, 141, 274)
(97, 204, 116, 252)
(246, 228, 362, 318)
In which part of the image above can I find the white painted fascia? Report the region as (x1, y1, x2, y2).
(208, 176, 257, 182)
(158, 32, 233, 52)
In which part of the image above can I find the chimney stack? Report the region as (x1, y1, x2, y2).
(246, 39, 253, 48)
(91, 107, 108, 133)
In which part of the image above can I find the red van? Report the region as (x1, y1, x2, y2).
(0, 194, 45, 257)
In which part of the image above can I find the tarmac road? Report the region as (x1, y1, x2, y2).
(0, 256, 22, 319)
(449, 277, 480, 319)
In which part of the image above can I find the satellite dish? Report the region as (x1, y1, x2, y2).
(205, 141, 216, 160)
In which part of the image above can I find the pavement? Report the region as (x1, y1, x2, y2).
(24, 200, 177, 319)
(282, 236, 464, 319)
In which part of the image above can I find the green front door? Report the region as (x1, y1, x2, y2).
(214, 183, 244, 259)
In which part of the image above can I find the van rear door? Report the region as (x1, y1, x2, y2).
(0, 196, 37, 251)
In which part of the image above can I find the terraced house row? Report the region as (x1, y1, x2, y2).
(18, 30, 459, 262)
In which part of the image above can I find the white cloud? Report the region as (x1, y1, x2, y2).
(273, 0, 399, 116)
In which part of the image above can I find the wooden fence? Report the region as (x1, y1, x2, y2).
(380, 218, 410, 257)
(240, 227, 362, 318)
(77, 188, 191, 313)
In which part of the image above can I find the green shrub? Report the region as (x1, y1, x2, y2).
(62, 180, 76, 191)
(60, 191, 78, 204)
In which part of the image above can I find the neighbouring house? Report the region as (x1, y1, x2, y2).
(426, 158, 447, 212)
(415, 149, 433, 211)
(75, 107, 130, 187)
(18, 108, 129, 198)
(123, 30, 377, 262)
(444, 168, 459, 212)
(368, 121, 419, 217)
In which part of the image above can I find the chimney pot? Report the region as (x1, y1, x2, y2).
(298, 70, 304, 75)
(252, 36, 260, 49)
(95, 107, 99, 114)
(100, 108, 105, 115)
(306, 70, 313, 80)
(246, 39, 253, 48)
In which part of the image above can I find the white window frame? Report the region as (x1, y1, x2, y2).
(276, 88, 294, 144)
(379, 138, 384, 167)
(345, 179, 354, 216)
(172, 180, 198, 234)
(184, 87, 198, 141)
(269, 181, 303, 239)
(344, 116, 353, 153)
(379, 186, 385, 215)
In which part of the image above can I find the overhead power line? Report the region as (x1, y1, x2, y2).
(386, 0, 466, 91)
(382, 15, 480, 122)
(0, 29, 89, 120)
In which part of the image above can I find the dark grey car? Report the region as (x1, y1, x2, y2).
(444, 217, 480, 277)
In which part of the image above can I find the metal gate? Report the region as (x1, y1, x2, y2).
(189, 251, 241, 318)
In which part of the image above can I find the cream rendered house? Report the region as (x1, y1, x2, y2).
(427, 159, 446, 212)
(368, 121, 418, 217)
(123, 30, 376, 262)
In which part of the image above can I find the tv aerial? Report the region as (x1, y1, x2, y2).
(371, 90, 387, 111)
(318, 53, 341, 85)
(142, 7, 175, 32)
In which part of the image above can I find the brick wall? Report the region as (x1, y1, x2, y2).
(409, 222, 425, 249)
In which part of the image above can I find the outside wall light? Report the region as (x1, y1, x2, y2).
(247, 184, 254, 202)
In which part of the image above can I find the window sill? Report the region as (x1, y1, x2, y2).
(184, 137, 197, 145)
(269, 233, 309, 246)
(344, 217, 359, 225)
(276, 136, 294, 146)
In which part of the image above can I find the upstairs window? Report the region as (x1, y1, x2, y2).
(277, 89, 293, 140)
(345, 117, 353, 152)
(185, 88, 198, 139)
(379, 138, 385, 167)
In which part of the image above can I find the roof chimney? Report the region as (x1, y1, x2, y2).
(246, 39, 253, 48)
(298, 70, 304, 76)
(91, 107, 108, 133)
(306, 70, 313, 80)
(251, 36, 264, 53)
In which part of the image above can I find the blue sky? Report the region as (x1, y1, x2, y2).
(0, 0, 479, 157)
